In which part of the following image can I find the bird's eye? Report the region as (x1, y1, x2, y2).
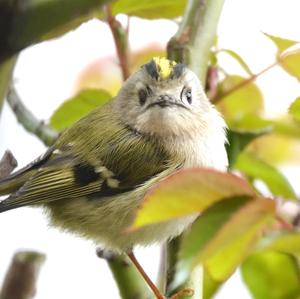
(138, 86, 152, 106)
(181, 87, 192, 104)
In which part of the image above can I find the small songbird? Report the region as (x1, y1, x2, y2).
(0, 57, 227, 299)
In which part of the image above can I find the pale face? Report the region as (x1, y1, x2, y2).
(116, 60, 211, 138)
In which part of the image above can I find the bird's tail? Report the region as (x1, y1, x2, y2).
(0, 170, 33, 212)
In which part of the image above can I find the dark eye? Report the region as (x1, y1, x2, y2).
(138, 86, 152, 106)
(181, 87, 192, 104)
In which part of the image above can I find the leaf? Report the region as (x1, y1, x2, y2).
(260, 231, 300, 258)
(203, 270, 221, 299)
(230, 114, 300, 138)
(50, 89, 111, 131)
(242, 252, 300, 299)
(217, 75, 264, 121)
(219, 49, 253, 75)
(289, 97, 300, 122)
(280, 48, 300, 82)
(226, 128, 271, 169)
(132, 168, 256, 229)
(236, 152, 297, 200)
(174, 197, 275, 285)
(263, 33, 298, 54)
(112, 0, 187, 19)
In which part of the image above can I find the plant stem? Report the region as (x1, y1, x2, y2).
(168, 0, 225, 83)
(105, 6, 130, 80)
(6, 87, 58, 146)
(96, 249, 150, 299)
(211, 61, 278, 103)
(0, 57, 17, 112)
(0, 251, 46, 299)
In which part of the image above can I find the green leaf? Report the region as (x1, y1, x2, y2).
(50, 89, 111, 131)
(280, 49, 300, 82)
(242, 252, 300, 299)
(132, 168, 256, 229)
(217, 75, 264, 121)
(226, 128, 271, 169)
(230, 114, 300, 139)
(236, 152, 297, 200)
(174, 197, 275, 285)
(112, 0, 187, 19)
(219, 49, 253, 75)
(260, 231, 300, 258)
(263, 33, 298, 54)
(289, 97, 300, 122)
(203, 270, 221, 299)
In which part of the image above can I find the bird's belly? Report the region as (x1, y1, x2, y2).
(45, 188, 196, 252)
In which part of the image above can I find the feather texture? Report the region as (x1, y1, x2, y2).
(0, 102, 172, 213)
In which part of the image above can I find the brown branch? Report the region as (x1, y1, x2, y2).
(0, 151, 17, 179)
(105, 6, 130, 80)
(211, 61, 279, 103)
(0, 251, 46, 299)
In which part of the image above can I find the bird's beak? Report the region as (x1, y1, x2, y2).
(147, 95, 176, 109)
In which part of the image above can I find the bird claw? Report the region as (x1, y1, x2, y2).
(164, 288, 194, 299)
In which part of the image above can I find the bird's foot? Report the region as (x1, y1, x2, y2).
(165, 288, 194, 299)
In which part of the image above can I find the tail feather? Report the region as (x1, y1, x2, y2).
(0, 171, 32, 196)
(0, 170, 35, 213)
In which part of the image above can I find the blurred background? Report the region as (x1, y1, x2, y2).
(0, 0, 300, 298)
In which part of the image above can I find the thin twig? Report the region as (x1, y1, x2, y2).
(0, 251, 46, 299)
(211, 61, 279, 103)
(105, 6, 130, 80)
(6, 87, 58, 146)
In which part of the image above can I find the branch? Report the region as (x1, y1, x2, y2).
(0, 151, 17, 179)
(211, 61, 278, 103)
(0, 251, 46, 299)
(105, 6, 130, 80)
(96, 249, 150, 299)
(6, 87, 58, 146)
(0, 0, 114, 64)
(0, 57, 17, 112)
(167, 0, 225, 83)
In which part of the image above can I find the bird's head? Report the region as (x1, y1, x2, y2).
(115, 57, 215, 139)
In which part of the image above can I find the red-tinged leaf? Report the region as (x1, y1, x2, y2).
(132, 168, 256, 229)
(242, 252, 300, 299)
(173, 197, 275, 286)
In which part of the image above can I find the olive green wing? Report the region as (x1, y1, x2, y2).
(0, 110, 171, 212)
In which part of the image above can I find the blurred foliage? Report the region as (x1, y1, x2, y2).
(242, 252, 300, 299)
(112, 0, 187, 19)
(1, 1, 300, 299)
(50, 89, 111, 131)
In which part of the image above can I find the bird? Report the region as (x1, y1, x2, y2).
(0, 57, 228, 299)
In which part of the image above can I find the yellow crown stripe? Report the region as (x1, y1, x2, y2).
(153, 57, 177, 79)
